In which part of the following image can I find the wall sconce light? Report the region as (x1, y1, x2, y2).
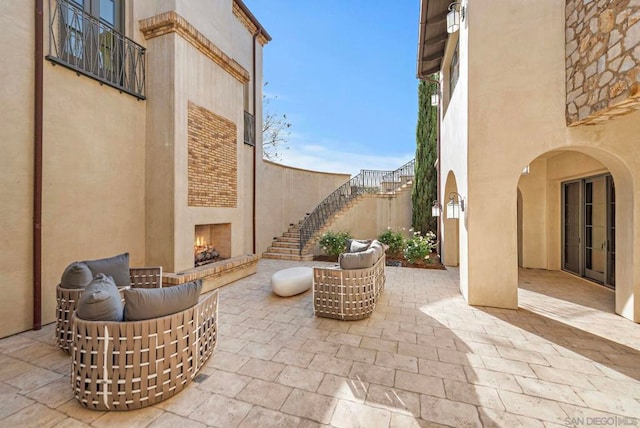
(447, 192, 465, 219)
(447, 2, 465, 34)
(521, 165, 530, 175)
(430, 93, 440, 106)
(431, 200, 442, 217)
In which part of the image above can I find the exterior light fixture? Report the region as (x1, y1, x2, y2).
(431, 200, 442, 217)
(446, 192, 465, 219)
(431, 93, 440, 106)
(521, 165, 530, 175)
(447, 2, 465, 34)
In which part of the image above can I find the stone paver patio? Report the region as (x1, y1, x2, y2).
(0, 259, 639, 427)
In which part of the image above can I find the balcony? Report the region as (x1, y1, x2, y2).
(244, 110, 255, 146)
(46, 0, 146, 99)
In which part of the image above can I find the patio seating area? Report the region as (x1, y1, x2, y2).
(0, 259, 639, 427)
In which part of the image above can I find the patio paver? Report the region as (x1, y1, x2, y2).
(0, 259, 638, 427)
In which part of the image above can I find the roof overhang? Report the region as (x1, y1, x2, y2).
(234, 0, 272, 42)
(417, 0, 449, 79)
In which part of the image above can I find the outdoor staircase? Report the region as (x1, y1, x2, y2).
(263, 221, 314, 261)
(262, 159, 415, 261)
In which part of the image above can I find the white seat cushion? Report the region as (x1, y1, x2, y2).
(271, 267, 313, 297)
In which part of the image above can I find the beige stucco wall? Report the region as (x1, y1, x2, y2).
(0, 0, 267, 337)
(310, 189, 414, 256)
(174, 36, 249, 271)
(443, 0, 640, 321)
(377, 186, 413, 235)
(465, 0, 568, 309)
(257, 161, 350, 254)
(0, 1, 36, 337)
(143, 1, 263, 273)
(440, 18, 469, 299)
(231, 5, 262, 255)
(42, 64, 147, 324)
(325, 197, 380, 248)
(516, 158, 549, 270)
(144, 32, 176, 274)
(136, 1, 249, 67)
(0, 1, 147, 338)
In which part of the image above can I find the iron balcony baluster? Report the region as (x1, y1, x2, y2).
(47, 0, 146, 99)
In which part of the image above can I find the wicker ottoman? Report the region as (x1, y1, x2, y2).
(271, 267, 313, 297)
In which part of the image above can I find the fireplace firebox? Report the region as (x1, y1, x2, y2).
(194, 223, 230, 267)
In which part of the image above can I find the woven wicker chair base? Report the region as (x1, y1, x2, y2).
(71, 290, 218, 411)
(313, 254, 385, 321)
(56, 267, 162, 352)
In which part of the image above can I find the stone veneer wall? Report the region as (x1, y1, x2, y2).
(566, 0, 640, 125)
(188, 101, 238, 207)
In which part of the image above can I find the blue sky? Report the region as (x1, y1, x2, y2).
(244, 1, 420, 176)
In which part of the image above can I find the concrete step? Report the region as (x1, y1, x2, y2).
(277, 236, 300, 244)
(272, 241, 299, 249)
(266, 246, 299, 255)
(262, 252, 313, 261)
(284, 232, 300, 238)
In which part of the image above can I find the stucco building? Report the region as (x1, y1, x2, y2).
(418, 0, 640, 322)
(0, 0, 417, 340)
(0, 0, 272, 338)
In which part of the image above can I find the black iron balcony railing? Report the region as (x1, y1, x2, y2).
(244, 111, 256, 146)
(46, 0, 146, 99)
(299, 159, 415, 254)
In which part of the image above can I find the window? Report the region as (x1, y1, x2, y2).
(48, 0, 145, 99)
(244, 110, 256, 146)
(61, 0, 123, 77)
(243, 82, 255, 146)
(449, 41, 459, 98)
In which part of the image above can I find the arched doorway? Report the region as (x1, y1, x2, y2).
(516, 148, 633, 319)
(442, 171, 459, 266)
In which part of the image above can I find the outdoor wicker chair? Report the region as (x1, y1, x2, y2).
(56, 266, 162, 352)
(313, 253, 385, 320)
(71, 289, 218, 411)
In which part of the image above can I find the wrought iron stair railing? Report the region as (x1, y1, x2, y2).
(299, 159, 415, 254)
(380, 159, 415, 190)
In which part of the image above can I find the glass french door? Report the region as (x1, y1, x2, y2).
(563, 181, 581, 275)
(562, 175, 615, 288)
(607, 178, 615, 286)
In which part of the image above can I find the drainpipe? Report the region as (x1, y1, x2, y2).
(33, 0, 44, 330)
(252, 30, 259, 254)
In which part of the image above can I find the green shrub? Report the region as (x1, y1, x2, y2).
(377, 229, 406, 257)
(319, 231, 352, 257)
(404, 231, 437, 263)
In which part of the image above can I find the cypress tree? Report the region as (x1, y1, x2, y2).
(412, 77, 438, 235)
